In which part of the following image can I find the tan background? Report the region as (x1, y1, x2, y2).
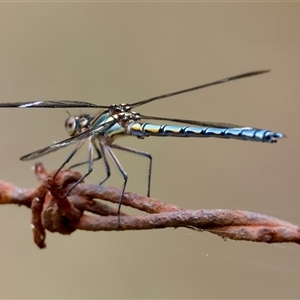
(0, 2, 299, 299)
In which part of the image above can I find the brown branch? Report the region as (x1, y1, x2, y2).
(0, 162, 299, 249)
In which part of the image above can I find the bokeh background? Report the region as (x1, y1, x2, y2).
(0, 2, 299, 299)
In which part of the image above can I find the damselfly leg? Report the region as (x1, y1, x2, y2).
(111, 144, 153, 197)
(69, 144, 102, 169)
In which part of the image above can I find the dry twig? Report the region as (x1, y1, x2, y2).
(0, 162, 299, 249)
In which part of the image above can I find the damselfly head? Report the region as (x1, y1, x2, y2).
(65, 114, 94, 136)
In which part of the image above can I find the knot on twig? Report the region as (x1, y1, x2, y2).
(31, 164, 85, 247)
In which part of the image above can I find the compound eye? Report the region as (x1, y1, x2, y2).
(65, 116, 77, 136)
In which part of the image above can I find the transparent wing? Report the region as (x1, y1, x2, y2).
(140, 114, 241, 128)
(131, 70, 269, 108)
(20, 119, 117, 161)
(0, 100, 109, 108)
(0, 71, 269, 110)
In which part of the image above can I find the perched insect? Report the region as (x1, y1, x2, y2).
(0, 70, 284, 218)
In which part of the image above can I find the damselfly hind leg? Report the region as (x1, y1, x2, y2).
(111, 144, 153, 197)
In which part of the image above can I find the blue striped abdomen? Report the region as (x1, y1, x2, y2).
(127, 123, 284, 143)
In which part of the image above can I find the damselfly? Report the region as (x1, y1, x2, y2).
(0, 70, 284, 217)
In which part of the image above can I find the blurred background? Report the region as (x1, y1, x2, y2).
(0, 2, 299, 299)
